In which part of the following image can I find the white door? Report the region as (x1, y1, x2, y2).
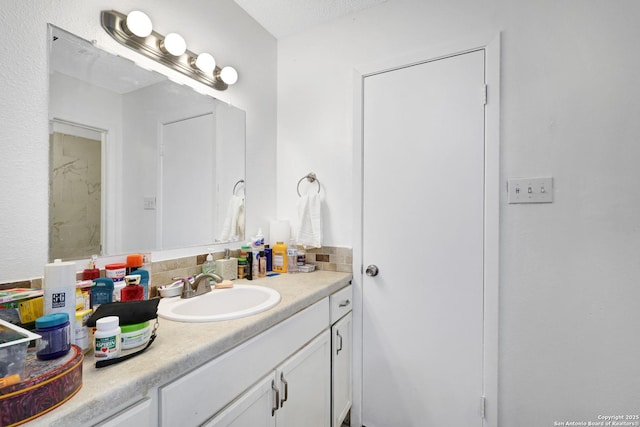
(362, 50, 486, 426)
(160, 113, 215, 249)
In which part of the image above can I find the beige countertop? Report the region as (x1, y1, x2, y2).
(25, 271, 352, 427)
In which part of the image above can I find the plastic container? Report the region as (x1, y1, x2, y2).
(91, 278, 114, 307)
(75, 309, 92, 353)
(130, 268, 150, 300)
(35, 313, 71, 361)
(237, 257, 247, 279)
(126, 254, 144, 275)
(120, 321, 151, 350)
(82, 255, 100, 280)
(246, 252, 253, 280)
(272, 242, 288, 273)
(259, 251, 266, 277)
(42, 259, 77, 330)
(287, 244, 298, 273)
(251, 228, 265, 252)
(121, 275, 144, 301)
(297, 249, 306, 266)
(105, 263, 126, 301)
(0, 318, 41, 380)
(94, 316, 121, 361)
(202, 248, 215, 275)
(265, 245, 272, 272)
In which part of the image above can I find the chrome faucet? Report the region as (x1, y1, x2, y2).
(180, 273, 223, 299)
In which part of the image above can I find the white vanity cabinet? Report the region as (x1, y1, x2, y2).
(330, 285, 353, 427)
(159, 298, 330, 427)
(206, 330, 331, 427)
(203, 374, 276, 427)
(93, 397, 156, 427)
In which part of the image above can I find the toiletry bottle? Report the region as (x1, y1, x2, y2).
(272, 242, 288, 273)
(287, 241, 298, 273)
(297, 249, 306, 267)
(203, 248, 215, 274)
(126, 254, 143, 275)
(265, 245, 272, 272)
(246, 251, 253, 280)
(259, 251, 266, 277)
(94, 316, 121, 361)
(237, 256, 247, 279)
(252, 250, 260, 279)
(105, 263, 127, 301)
(121, 274, 144, 301)
(82, 255, 100, 280)
(130, 268, 150, 300)
(91, 278, 114, 307)
(43, 259, 77, 334)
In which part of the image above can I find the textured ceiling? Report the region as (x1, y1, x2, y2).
(232, 0, 387, 38)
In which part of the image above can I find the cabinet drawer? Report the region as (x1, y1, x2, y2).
(330, 285, 352, 324)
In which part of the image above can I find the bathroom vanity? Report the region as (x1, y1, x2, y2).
(23, 271, 352, 427)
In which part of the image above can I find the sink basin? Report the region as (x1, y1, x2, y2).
(157, 285, 281, 323)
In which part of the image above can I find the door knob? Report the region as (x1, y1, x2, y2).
(365, 265, 379, 277)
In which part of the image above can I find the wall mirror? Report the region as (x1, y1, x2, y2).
(48, 26, 246, 261)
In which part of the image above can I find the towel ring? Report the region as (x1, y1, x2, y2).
(233, 179, 245, 195)
(297, 173, 321, 197)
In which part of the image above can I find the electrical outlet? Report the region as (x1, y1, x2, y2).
(143, 196, 156, 210)
(507, 177, 553, 204)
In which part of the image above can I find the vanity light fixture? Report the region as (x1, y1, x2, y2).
(192, 52, 216, 74)
(219, 66, 239, 85)
(160, 32, 187, 56)
(123, 11, 153, 38)
(101, 10, 238, 91)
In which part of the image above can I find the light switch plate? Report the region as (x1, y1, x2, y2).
(143, 196, 156, 210)
(507, 177, 553, 204)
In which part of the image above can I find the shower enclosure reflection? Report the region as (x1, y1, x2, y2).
(49, 121, 103, 260)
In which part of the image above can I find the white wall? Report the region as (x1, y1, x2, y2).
(277, 0, 640, 425)
(0, 0, 276, 280)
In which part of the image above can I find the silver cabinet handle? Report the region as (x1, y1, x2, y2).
(336, 329, 343, 355)
(339, 299, 350, 308)
(366, 265, 379, 276)
(271, 380, 279, 416)
(280, 372, 288, 408)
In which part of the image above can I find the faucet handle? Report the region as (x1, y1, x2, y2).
(180, 278, 196, 299)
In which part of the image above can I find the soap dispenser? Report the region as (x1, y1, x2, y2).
(215, 248, 238, 280)
(203, 248, 216, 274)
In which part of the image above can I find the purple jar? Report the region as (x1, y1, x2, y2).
(35, 313, 71, 360)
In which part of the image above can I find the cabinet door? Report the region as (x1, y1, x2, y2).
(332, 312, 352, 427)
(204, 374, 277, 427)
(95, 398, 154, 427)
(276, 330, 331, 427)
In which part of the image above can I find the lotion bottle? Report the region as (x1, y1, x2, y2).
(272, 242, 288, 273)
(203, 248, 216, 274)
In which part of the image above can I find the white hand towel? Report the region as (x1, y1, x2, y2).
(219, 195, 244, 242)
(296, 193, 322, 249)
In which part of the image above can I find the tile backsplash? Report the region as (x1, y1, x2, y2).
(0, 246, 353, 296)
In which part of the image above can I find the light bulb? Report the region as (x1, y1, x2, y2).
(220, 66, 238, 85)
(125, 11, 153, 38)
(195, 53, 216, 74)
(162, 33, 186, 56)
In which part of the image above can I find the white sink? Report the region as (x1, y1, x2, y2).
(157, 285, 281, 323)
